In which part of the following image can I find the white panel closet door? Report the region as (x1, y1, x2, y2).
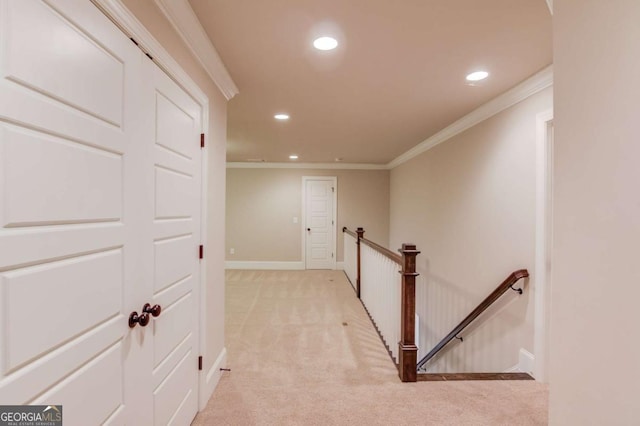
(0, 1, 203, 425)
(0, 0, 144, 424)
(141, 57, 202, 426)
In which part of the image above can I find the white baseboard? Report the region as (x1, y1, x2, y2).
(199, 347, 227, 410)
(225, 261, 304, 270)
(336, 261, 344, 270)
(505, 348, 535, 374)
(518, 348, 535, 374)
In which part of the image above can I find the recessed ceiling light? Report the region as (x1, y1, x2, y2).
(274, 113, 290, 120)
(289, 155, 298, 160)
(313, 36, 338, 51)
(466, 71, 489, 82)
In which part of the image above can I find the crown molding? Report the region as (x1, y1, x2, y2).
(387, 65, 553, 169)
(228, 66, 552, 171)
(92, 0, 207, 105)
(226, 162, 387, 170)
(154, 0, 239, 100)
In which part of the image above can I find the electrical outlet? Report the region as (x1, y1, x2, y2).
(293, 216, 298, 224)
(229, 248, 235, 255)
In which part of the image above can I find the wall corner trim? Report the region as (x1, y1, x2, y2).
(153, 0, 239, 100)
(387, 65, 554, 169)
(200, 347, 227, 410)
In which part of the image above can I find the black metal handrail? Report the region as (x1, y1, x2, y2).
(416, 269, 529, 371)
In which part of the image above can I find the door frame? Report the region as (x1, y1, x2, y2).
(301, 176, 337, 270)
(91, 0, 214, 410)
(533, 109, 553, 383)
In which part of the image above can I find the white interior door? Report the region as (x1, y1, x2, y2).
(0, 0, 142, 424)
(304, 177, 336, 269)
(0, 1, 203, 425)
(143, 57, 202, 426)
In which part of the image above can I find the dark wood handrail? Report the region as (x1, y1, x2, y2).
(343, 227, 401, 264)
(342, 226, 358, 239)
(360, 238, 403, 265)
(416, 269, 529, 371)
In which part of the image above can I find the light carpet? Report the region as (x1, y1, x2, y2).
(193, 270, 548, 425)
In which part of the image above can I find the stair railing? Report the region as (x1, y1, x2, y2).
(416, 269, 529, 371)
(342, 227, 419, 382)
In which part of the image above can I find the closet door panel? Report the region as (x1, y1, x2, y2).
(0, 1, 146, 425)
(146, 60, 202, 426)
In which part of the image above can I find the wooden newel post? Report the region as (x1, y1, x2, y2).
(355, 227, 365, 299)
(398, 243, 420, 382)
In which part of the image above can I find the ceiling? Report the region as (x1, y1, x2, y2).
(189, 0, 552, 165)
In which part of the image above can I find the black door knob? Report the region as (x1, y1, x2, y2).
(143, 303, 162, 317)
(129, 311, 150, 328)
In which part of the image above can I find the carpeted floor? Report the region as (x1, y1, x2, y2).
(192, 270, 548, 425)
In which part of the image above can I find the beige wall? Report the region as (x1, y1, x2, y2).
(122, 0, 228, 377)
(226, 168, 390, 263)
(390, 87, 552, 372)
(550, 1, 640, 424)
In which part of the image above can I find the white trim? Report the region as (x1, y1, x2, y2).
(504, 349, 535, 374)
(336, 261, 344, 270)
(92, 0, 217, 409)
(534, 109, 554, 383)
(91, 0, 208, 105)
(199, 347, 227, 409)
(302, 176, 338, 270)
(226, 162, 387, 170)
(504, 365, 520, 373)
(387, 65, 554, 169)
(519, 348, 535, 375)
(153, 0, 238, 100)
(225, 261, 304, 270)
(198, 112, 210, 408)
